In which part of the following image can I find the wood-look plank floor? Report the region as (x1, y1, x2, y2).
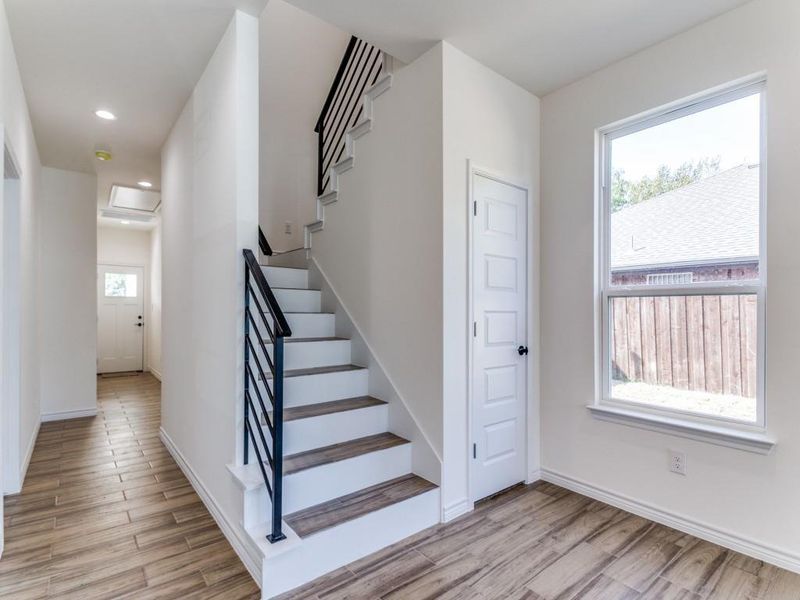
(279, 482, 800, 600)
(1, 372, 260, 600)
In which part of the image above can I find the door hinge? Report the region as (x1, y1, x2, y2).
(473, 443, 477, 459)
(473, 322, 477, 337)
(473, 201, 477, 216)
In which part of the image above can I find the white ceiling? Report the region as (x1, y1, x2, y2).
(285, 0, 752, 96)
(5, 0, 269, 207)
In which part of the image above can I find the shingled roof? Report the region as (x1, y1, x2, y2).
(610, 164, 760, 270)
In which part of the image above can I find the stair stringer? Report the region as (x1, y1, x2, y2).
(308, 257, 443, 489)
(304, 52, 395, 248)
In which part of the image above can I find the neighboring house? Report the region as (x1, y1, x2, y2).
(610, 164, 760, 285)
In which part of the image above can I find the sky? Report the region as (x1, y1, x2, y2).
(611, 92, 761, 181)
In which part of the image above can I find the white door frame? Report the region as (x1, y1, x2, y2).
(467, 161, 533, 504)
(97, 262, 146, 373)
(2, 137, 23, 499)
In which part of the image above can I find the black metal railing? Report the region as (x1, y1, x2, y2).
(314, 36, 383, 195)
(243, 232, 292, 543)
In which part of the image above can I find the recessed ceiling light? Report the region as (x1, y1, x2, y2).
(120, 220, 130, 225)
(137, 181, 153, 188)
(95, 150, 112, 161)
(95, 109, 116, 120)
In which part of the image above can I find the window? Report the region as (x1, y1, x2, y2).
(599, 81, 765, 427)
(105, 273, 138, 297)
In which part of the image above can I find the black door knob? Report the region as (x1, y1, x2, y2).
(136, 323, 143, 327)
(517, 345, 529, 356)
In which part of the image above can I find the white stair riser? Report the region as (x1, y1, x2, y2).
(262, 266, 309, 289)
(241, 443, 412, 526)
(283, 369, 369, 407)
(260, 489, 440, 599)
(273, 289, 321, 312)
(283, 405, 388, 455)
(285, 313, 335, 338)
(283, 444, 412, 513)
(251, 339, 351, 371)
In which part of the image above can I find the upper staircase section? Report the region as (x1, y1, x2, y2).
(314, 36, 384, 196)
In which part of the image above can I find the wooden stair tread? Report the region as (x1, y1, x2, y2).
(284, 432, 408, 475)
(284, 364, 365, 378)
(281, 396, 386, 421)
(285, 474, 436, 537)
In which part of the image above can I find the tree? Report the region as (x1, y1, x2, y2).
(611, 157, 721, 212)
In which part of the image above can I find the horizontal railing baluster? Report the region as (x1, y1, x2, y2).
(245, 394, 274, 467)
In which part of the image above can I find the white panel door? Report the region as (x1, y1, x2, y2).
(471, 173, 527, 502)
(97, 265, 144, 373)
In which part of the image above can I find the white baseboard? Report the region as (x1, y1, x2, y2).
(442, 497, 473, 522)
(41, 408, 97, 423)
(158, 427, 261, 588)
(148, 367, 163, 381)
(540, 468, 800, 575)
(13, 419, 40, 495)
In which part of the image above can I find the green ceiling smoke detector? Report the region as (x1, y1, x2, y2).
(95, 150, 112, 161)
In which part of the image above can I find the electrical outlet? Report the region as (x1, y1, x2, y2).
(669, 450, 686, 475)
(284, 221, 292, 235)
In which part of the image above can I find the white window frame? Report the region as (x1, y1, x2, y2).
(594, 78, 769, 441)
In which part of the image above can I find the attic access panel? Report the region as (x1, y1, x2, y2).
(109, 185, 161, 213)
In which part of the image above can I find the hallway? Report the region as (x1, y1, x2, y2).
(0, 373, 259, 599)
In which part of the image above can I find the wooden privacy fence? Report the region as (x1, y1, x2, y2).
(611, 295, 757, 397)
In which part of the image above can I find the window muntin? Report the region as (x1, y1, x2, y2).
(600, 82, 765, 426)
(105, 273, 138, 298)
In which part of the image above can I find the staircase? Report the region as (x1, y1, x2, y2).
(229, 260, 440, 598)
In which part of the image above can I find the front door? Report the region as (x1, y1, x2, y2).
(97, 265, 144, 373)
(471, 172, 528, 502)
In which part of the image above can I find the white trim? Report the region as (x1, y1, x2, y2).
(148, 367, 162, 382)
(596, 77, 768, 429)
(467, 163, 532, 505)
(442, 497, 473, 523)
(13, 419, 40, 495)
(41, 408, 97, 422)
(5, 419, 40, 496)
(540, 467, 800, 575)
(587, 404, 775, 454)
(159, 427, 262, 587)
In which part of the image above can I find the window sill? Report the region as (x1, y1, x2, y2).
(587, 404, 776, 454)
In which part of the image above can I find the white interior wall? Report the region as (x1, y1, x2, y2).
(160, 9, 259, 572)
(540, 0, 800, 569)
(148, 220, 162, 379)
(0, 0, 41, 502)
(440, 43, 541, 517)
(97, 224, 153, 370)
(259, 0, 349, 251)
(39, 167, 96, 420)
(310, 42, 445, 462)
